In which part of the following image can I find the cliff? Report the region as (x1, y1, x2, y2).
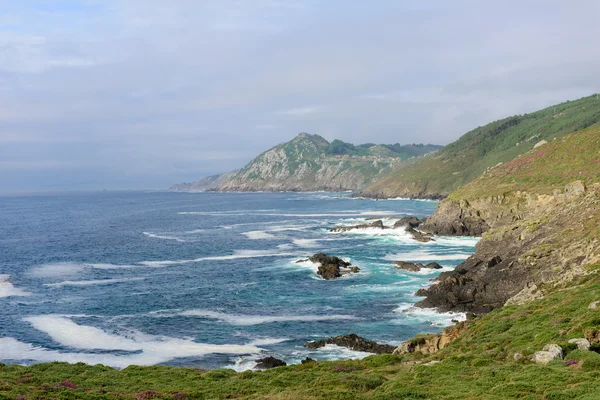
(359, 94, 600, 199)
(417, 126, 600, 313)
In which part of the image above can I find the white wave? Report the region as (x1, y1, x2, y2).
(292, 239, 320, 248)
(434, 236, 481, 247)
(180, 210, 399, 218)
(28, 262, 144, 277)
(248, 337, 289, 346)
(0, 275, 31, 298)
(140, 249, 298, 267)
(384, 250, 473, 262)
(44, 278, 145, 288)
(6, 315, 261, 368)
(143, 232, 185, 242)
(292, 259, 321, 273)
(177, 310, 357, 326)
(309, 344, 374, 360)
(184, 229, 205, 234)
(393, 303, 466, 327)
(242, 231, 277, 240)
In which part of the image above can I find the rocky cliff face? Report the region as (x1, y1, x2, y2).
(171, 133, 442, 192)
(417, 127, 600, 314)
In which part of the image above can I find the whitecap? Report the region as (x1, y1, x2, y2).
(143, 232, 186, 242)
(5, 315, 262, 368)
(0, 275, 31, 298)
(44, 278, 146, 288)
(384, 250, 473, 262)
(28, 262, 144, 277)
(242, 231, 277, 240)
(140, 249, 299, 267)
(393, 303, 465, 327)
(176, 310, 358, 326)
(292, 239, 320, 248)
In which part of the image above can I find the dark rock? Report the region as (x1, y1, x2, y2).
(425, 262, 443, 269)
(393, 216, 422, 229)
(466, 312, 477, 321)
(330, 220, 386, 232)
(255, 356, 287, 369)
(305, 334, 395, 354)
(301, 357, 316, 364)
(309, 253, 351, 267)
(414, 254, 530, 314)
(317, 264, 342, 280)
(420, 200, 489, 237)
(415, 288, 428, 297)
(394, 261, 424, 272)
(405, 226, 435, 242)
(295, 259, 309, 263)
(308, 253, 359, 280)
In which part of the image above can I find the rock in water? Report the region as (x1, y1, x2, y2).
(393, 216, 423, 229)
(394, 261, 442, 272)
(308, 253, 359, 280)
(405, 226, 434, 242)
(305, 334, 395, 354)
(255, 356, 287, 369)
(330, 220, 386, 232)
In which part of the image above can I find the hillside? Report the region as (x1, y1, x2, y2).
(360, 94, 600, 199)
(171, 133, 442, 192)
(3, 128, 600, 400)
(418, 125, 600, 312)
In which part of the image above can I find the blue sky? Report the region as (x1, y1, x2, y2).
(1, 0, 599, 192)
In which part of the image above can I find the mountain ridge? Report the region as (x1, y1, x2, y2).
(171, 133, 442, 192)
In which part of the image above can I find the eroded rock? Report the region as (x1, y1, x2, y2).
(255, 356, 287, 369)
(568, 338, 591, 351)
(330, 220, 386, 233)
(532, 344, 563, 365)
(305, 334, 395, 354)
(308, 253, 359, 280)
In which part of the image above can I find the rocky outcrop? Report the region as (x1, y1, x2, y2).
(405, 226, 434, 242)
(330, 220, 386, 232)
(415, 181, 600, 314)
(568, 338, 591, 351)
(394, 322, 466, 355)
(532, 344, 563, 365)
(420, 199, 490, 236)
(304, 334, 395, 354)
(393, 216, 425, 229)
(255, 356, 287, 369)
(394, 261, 442, 272)
(308, 253, 360, 280)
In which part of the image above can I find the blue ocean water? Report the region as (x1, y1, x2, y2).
(0, 191, 478, 370)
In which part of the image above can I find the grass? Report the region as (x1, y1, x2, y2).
(449, 125, 600, 200)
(3, 272, 600, 399)
(363, 94, 600, 198)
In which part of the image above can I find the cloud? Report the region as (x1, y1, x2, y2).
(0, 0, 599, 191)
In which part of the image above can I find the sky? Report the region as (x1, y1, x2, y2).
(1, 0, 599, 192)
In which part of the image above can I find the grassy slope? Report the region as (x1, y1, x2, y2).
(3, 270, 600, 399)
(449, 125, 600, 200)
(363, 94, 600, 198)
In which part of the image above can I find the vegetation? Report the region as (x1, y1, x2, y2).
(326, 139, 442, 159)
(449, 125, 600, 200)
(363, 94, 600, 198)
(3, 271, 600, 399)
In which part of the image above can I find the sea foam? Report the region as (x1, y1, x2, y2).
(0, 275, 31, 298)
(177, 310, 358, 326)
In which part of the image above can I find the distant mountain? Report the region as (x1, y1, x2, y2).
(360, 94, 600, 199)
(170, 133, 442, 192)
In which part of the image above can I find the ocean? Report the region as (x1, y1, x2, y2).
(0, 191, 478, 370)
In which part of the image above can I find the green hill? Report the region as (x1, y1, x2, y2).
(361, 94, 600, 199)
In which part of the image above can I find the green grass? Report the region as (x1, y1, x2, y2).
(450, 125, 600, 200)
(4, 272, 600, 399)
(363, 94, 600, 198)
